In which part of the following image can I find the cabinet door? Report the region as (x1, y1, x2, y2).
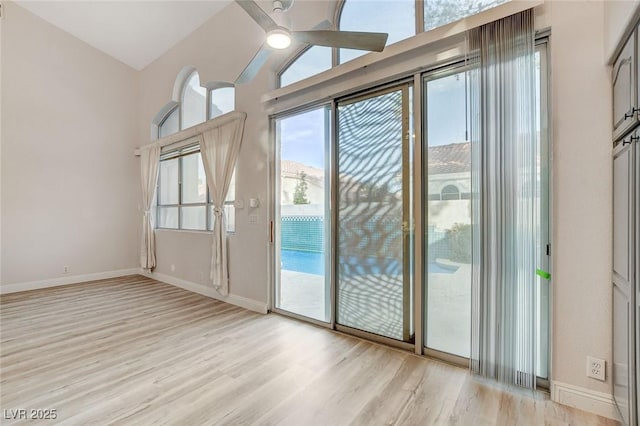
(613, 141, 635, 426)
(637, 25, 640, 121)
(636, 130, 640, 426)
(613, 34, 637, 141)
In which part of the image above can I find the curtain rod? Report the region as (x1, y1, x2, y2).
(134, 111, 247, 156)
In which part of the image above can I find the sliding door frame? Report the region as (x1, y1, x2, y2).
(333, 81, 414, 348)
(420, 61, 472, 368)
(536, 35, 552, 387)
(270, 101, 334, 329)
(267, 35, 551, 384)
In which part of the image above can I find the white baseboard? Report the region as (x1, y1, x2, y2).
(0, 268, 141, 295)
(551, 381, 621, 421)
(141, 270, 268, 314)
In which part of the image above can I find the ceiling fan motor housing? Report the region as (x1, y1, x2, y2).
(271, 4, 292, 29)
(273, 0, 294, 12)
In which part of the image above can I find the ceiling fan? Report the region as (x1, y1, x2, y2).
(234, 0, 389, 84)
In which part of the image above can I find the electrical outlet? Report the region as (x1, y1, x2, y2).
(63, 265, 70, 274)
(170, 264, 175, 272)
(587, 356, 605, 381)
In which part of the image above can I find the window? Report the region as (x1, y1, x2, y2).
(280, 46, 332, 87)
(424, 0, 506, 32)
(209, 85, 235, 119)
(338, 0, 415, 64)
(157, 145, 236, 233)
(153, 69, 238, 232)
(181, 72, 207, 129)
(154, 70, 236, 139)
(440, 184, 460, 200)
(158, 107, 179, 138)
(277, 0, 510, 87)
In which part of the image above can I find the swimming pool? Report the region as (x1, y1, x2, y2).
(281, 249, 458, 276)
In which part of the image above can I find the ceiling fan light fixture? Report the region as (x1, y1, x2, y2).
(266, 28, 291, 49)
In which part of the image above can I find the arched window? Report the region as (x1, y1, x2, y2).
(153, 69, 237, 233)
(153, 70, 236, 139)
(209, 84, 235, 119)
(424, 0, 506, 32)
(280, 46, 332, 87)
(338, 0, 415, 64)
(181, 71, 207, 129)
(277, 0, 509, 87)
(158, 107, 179, 138)
(441, 184, 460, 200)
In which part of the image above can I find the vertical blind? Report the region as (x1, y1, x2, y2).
(468, 9, 538, 388)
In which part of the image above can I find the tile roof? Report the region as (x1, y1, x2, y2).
(427, 142, 470, 174)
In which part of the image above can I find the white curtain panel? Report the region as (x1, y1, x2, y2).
(468, 9, 538, 388)
(199, 115, 246, 296)
(140, 145, 161, 270)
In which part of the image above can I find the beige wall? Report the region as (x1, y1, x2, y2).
(545, 0, 613, 398)
(1, 1, 140, 286)
(604, 0, 640, 62)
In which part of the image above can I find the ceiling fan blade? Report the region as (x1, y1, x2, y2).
(235, 46, 273, 84)
(235, 0, 277, 32)
(292, 30, 388, 52)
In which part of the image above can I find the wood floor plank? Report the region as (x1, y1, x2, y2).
(0, 275, 619, 425)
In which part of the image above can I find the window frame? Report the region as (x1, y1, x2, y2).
(153, 69, 238, 233)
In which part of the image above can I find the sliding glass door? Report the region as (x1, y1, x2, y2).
(421, 43, 549, 378)
(423, 70, 472, 358)
(335, 85, 413, 343)
(274, 106, 330, 323)
(271, 43, 549, 378)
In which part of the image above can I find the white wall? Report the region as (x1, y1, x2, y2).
(545, 0, 614, 404)
(1, 1, 140, 287)
(604, 0, 640, 62)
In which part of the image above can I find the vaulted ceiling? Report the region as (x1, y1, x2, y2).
(15, 1, 234, 70)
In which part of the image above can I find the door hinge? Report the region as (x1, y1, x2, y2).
(546, 244, 551, 256)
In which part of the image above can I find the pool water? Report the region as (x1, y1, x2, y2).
(281, 249, 458, 276)
(281, 250, 325, 275)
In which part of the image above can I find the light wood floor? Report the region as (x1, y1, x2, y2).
(0, 275, 618, 425)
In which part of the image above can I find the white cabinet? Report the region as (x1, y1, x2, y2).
(613, 31, 638, 141)
(613, 131, 637, 426)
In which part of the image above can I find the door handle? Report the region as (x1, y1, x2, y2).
(624, 107, 640, 119)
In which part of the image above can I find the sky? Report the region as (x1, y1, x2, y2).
(280, 108, 327, 169)
(279, 76, 467, 171)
